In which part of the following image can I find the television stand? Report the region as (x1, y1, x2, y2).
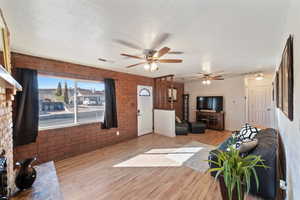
(196, 111, 225, 131)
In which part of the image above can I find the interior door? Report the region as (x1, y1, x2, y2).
(137, 85, 153, 136)
(248, 86, 274, 128)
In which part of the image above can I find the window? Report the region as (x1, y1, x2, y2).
(38, 75, 105, 129)
(139, 88, 151, 96)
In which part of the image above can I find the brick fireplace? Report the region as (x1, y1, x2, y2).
(0, 64, 22, 197)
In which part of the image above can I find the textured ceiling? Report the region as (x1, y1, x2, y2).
(1, 0, 289, 78)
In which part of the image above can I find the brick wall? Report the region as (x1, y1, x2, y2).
(10, 53, 156, 164)
(0, 87, 16, 195)
(5, 52, 183, 164)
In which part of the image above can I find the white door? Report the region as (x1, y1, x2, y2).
(137, 85, 153, 136)
(248, 86, 274, 128)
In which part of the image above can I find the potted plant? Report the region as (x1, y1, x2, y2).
(207, 147, 268, 200)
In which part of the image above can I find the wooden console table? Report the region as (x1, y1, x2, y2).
(196, 111, 225, 130)
(11, 161, 63, 200)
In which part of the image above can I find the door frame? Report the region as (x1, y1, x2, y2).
(137, 85, 154, 136)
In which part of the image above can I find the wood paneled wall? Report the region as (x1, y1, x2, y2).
(154, 75, 184, 118)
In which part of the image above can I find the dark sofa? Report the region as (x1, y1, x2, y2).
(175, 121, 189, 135)
(208, 128, 278, 199)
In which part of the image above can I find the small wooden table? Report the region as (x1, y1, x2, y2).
(11, 161, 63, 200)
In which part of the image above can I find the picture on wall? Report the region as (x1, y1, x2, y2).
(277, 35, 294, 121)
(278, 65, 283, 109)
(275, 71, 279, 108)
(272, 82, 274, 102)
(168, 88, 177, 102)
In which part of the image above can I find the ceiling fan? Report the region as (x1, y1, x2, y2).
(114, 33, 183, 71)
(197, 72, 225, 85)
(179, 71, 225, 84)
(120, 46, 183, 71)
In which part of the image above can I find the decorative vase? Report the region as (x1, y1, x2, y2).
(15, 157, 37, 190)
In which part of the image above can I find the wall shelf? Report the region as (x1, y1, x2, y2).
(0, 64, 22, 91)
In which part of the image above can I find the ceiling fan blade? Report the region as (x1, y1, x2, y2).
(212, 75, 223, 78)
(126, 62, 147, 68)
(158, 59, 182, 63)
(168, 51, 184, 55)
(189, 77, 201, 81)
(150, 33, 171, 49)
(211, 77, 224, 80)
(212, 70, 225, 75)
(114, 39, 143, 50)
(157, 47, 171, 58)
(120, 53, 145, 60)
(123, 54, 144, 59)
(197, 72, 211, 76)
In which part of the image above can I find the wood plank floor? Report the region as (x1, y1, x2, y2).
(55, 130, 232, 200)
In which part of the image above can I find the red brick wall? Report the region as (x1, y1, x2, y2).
(11, 53, 154, 164)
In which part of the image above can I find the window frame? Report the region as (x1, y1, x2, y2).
(38, 73, 105, 130)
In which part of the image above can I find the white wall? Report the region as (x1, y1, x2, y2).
(154, 109, 176, 137)
(276, 0, 300, 199)
(184, 76, 246, 131)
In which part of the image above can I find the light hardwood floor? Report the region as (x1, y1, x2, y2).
(55, 130, 232, 200)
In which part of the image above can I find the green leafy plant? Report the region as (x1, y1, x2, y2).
(207, 147, 268, 200)
(64, 82, 69, 104)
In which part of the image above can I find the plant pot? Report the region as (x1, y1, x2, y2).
(219, 176, 245, 200)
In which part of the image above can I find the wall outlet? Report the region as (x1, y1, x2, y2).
(116, 131, 120, 136)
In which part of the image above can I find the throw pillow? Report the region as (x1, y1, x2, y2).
(236, 123, 260, 141)
(175, 116, 182, 123)
(228, 138, 258, 153)
(239, 139, 258, 153)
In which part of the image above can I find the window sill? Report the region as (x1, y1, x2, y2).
(39, 121, 103, 131)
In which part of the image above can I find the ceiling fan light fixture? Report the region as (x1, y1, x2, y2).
(255, 73, 264, 80)
(202, 79, 211, 85)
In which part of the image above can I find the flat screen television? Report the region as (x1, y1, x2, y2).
(196, 96, 223, 112)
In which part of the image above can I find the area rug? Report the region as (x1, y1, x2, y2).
(113, 141, 215, 172)
(182, 141, 216, 173)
